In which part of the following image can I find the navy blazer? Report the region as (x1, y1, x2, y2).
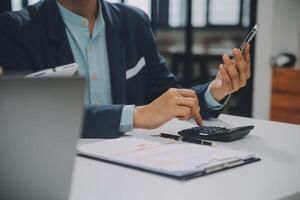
(0, 0, 221, 138)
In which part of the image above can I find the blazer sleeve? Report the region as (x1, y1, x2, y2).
(82, 105, 125, 138)
(0, 21, 34, 71)
(191, 83, 223, 119)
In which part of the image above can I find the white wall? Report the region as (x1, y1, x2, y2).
(253, 0, 300, 120)
(252, 0, 274, 120)
(272, 0, 300, 65)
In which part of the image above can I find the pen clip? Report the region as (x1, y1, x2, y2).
(177, 136, 184, 142)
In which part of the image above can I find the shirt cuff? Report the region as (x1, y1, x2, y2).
(204, 83, 230, 111)
(119, 105, 135, 133)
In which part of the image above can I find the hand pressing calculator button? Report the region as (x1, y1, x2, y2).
(178, 126, 254, 142)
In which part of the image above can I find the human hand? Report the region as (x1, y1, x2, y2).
(133, 88, 204, 129)
(210, 44, 251, 102)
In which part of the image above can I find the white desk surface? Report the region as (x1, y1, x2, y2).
(70, 114, 300, 200)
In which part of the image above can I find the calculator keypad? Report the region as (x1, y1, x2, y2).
(178, 125, 254, 142)
(179, 126, 230, 136)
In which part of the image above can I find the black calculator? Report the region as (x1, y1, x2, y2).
(178, 126, 254, 142)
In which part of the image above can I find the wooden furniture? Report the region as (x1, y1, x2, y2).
(271, 67, 300, 125)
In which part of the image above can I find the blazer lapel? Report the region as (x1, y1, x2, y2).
(101, 0, 127, 104)
(45, 0, 74, 66)
(45, 0, 127, 104)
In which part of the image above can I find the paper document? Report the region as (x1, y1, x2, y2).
(78, 137, 259, 179)
(26, 63, 78, 78)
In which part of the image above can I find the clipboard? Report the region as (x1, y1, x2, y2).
(77, 138, 261, 180)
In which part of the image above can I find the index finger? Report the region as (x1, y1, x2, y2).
(176, 89, 204, 126)
(244, 44, 251, 79)
(233, 49, 247, 86)
(193, 107, 204, 127)
(244, 44, 251, 64)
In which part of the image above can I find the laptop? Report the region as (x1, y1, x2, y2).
(0, 77, 85, 200)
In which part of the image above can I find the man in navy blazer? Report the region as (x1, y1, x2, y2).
(0, 0, 251, 138)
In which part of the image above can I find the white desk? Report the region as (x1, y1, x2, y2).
(70, 115, 300, 200)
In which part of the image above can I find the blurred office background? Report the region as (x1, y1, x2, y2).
(1, 0, 299, 124)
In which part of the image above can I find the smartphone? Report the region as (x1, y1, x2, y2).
(239, 24, 260, 52)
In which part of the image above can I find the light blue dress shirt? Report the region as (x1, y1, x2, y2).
(57, 1, 225, 133)
(57, 2, 134, 133)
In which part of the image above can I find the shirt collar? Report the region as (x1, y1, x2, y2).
(56, 0, 105, 37)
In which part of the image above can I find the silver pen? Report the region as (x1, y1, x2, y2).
(232, 24, 260, 63)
